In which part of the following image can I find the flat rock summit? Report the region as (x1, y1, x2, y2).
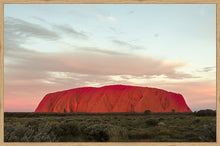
(35, 85, 191, 113)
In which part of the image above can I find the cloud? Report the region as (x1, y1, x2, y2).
(4, 17, 88, 52)
(31, 17, 89, 40)
(128, 11, 134, 15)
(112, 40, 145, 50)
(4, 17, 60, 41)
(5, 46, 193, 79)
(154, 33, 159, 38)
(108, 27, 125, 36)
(97, 14, 117, 22)
(200, 66, 216, 72)
(53, 24, 88, 39)
(31, 16, 48, 23)
(107, 16, 117, 21)
(86, 5, 117, 22)
(4, 16, 61, 55)
(78, 47, 127, 56)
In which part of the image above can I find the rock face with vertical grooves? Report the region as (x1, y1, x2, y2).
(35, 85, 192, 113)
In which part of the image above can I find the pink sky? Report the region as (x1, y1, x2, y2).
(4, 4, 216, 112)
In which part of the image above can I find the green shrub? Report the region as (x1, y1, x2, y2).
(155, 135, 171, 142)
(144, 110, 151, 115)
(157, 128, 171, 136)
(158, 118, 165, 121)
(128, 129, 155, 139)
(192, 119, 200, 124)
(145, 119, 158, 127)
(51, 121, 80, 141)
(32, 122, 57, 142)
(84, 124, 128, 142)
(4, 121, 57, 142)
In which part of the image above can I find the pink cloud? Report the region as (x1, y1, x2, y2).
(4, 48, 214, 112)
(6, 48, 192, 78)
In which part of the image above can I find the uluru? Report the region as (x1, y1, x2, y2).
(35, 85, 192, 113)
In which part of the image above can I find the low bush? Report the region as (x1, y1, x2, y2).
(144, 110, 151, 115)
(128, 129, 155, 139)
(145, 119, 158, 127)
(4, 121, 57, 142)
(84, 124, 128, 142)
(192, 119, 200, 124)
(50, 121, 80, 141)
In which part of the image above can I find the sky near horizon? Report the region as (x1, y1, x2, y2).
(4, 4, 216, 112)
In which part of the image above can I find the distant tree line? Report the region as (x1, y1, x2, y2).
(143, 109, 216, 117)
(194, 109, 216, 117)
(4, 109, 216, 118)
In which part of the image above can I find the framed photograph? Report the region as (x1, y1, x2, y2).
(0, 0, 219, 146)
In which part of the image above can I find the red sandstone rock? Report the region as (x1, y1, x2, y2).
(35, 85, 192, 113)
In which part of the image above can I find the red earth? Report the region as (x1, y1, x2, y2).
(35, 85, 192, 113)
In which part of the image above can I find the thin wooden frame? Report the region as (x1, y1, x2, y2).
(0, 0, 219, 146)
